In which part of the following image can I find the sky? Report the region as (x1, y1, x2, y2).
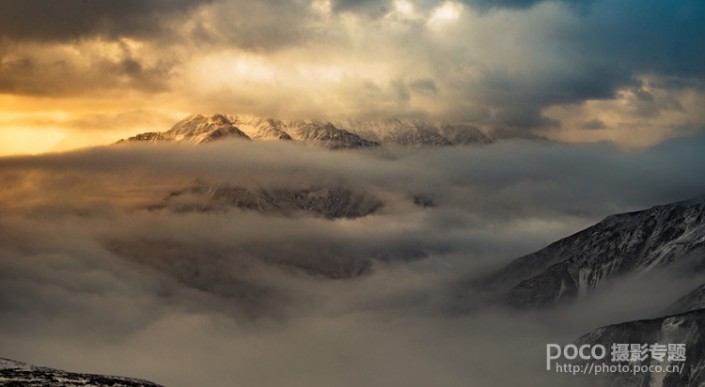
(1, 0, 704, 154)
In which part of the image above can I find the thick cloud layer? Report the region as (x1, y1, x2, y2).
(1, 137, 705, 386)
(0, 0, 212, 41)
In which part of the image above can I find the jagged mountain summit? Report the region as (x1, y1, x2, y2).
(117, 114, 495, 149)
(0, 357, 162, 387)
(478, 195, 705, 308)
(118, 114, 378, 149)
(338, 118, 452, 146)
(337, 117, 493, 146)
(226, 115, 293, 140)
(118, 114, 251, 144)
(283, 120, 379, 149)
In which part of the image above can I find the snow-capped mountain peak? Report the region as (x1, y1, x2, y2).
(117, 113, 496, 149)
(165, 114, 251, 143)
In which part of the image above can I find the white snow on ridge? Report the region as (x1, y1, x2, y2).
(118, 113, 495, 149)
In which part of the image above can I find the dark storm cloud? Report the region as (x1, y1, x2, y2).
(331, 0, 390, 16)
(0, 0, 702, 135)
(460, 0, 546, 10)
(0, 0, 212, 41)
(455, 0, 705, 129)
(476, 58, 634, 128)
(460, 0, 592, 11)
(198, 0, 318, 51)
(0, 0, 334, 55)
(0, 47, 176, 96)
(595, 3, 705, 86)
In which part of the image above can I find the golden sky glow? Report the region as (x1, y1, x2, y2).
(0, 0, 704, 154)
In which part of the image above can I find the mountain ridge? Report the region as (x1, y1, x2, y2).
(117, 113, 495, 149)
(477, 195, 705, 308)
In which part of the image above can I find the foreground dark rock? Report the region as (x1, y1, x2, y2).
(0, 358, 162, 387)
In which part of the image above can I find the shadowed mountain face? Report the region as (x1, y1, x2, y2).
(102, 184, 384, 307)
(666, 284, 705, 315)
(149, 183, 383, 219)
(577, 310, 705, 387)
(117, 114, 495, 149)
(337, 118, 493, 147)
(478, 196, 705, 307)
(283, 121, 380, 149)
(0, 358, 162, 387)
(338, 118, 452, 147)
(436, 123, 494, 146)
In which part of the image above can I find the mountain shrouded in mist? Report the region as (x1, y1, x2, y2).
(475, 196, 705, 308)
(118, 114, 494, 149)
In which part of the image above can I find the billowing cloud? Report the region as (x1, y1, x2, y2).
(0, 40, 176, 96)
(0, 0, 212, 41)
(2, 137, 705, 386)
(1, 0, 704, 151)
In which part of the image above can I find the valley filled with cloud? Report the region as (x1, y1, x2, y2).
(2, 135, 705, 386)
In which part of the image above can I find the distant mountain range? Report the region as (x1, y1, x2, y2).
(117, 114, 495, 149)
(0, 357, 161, 387)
